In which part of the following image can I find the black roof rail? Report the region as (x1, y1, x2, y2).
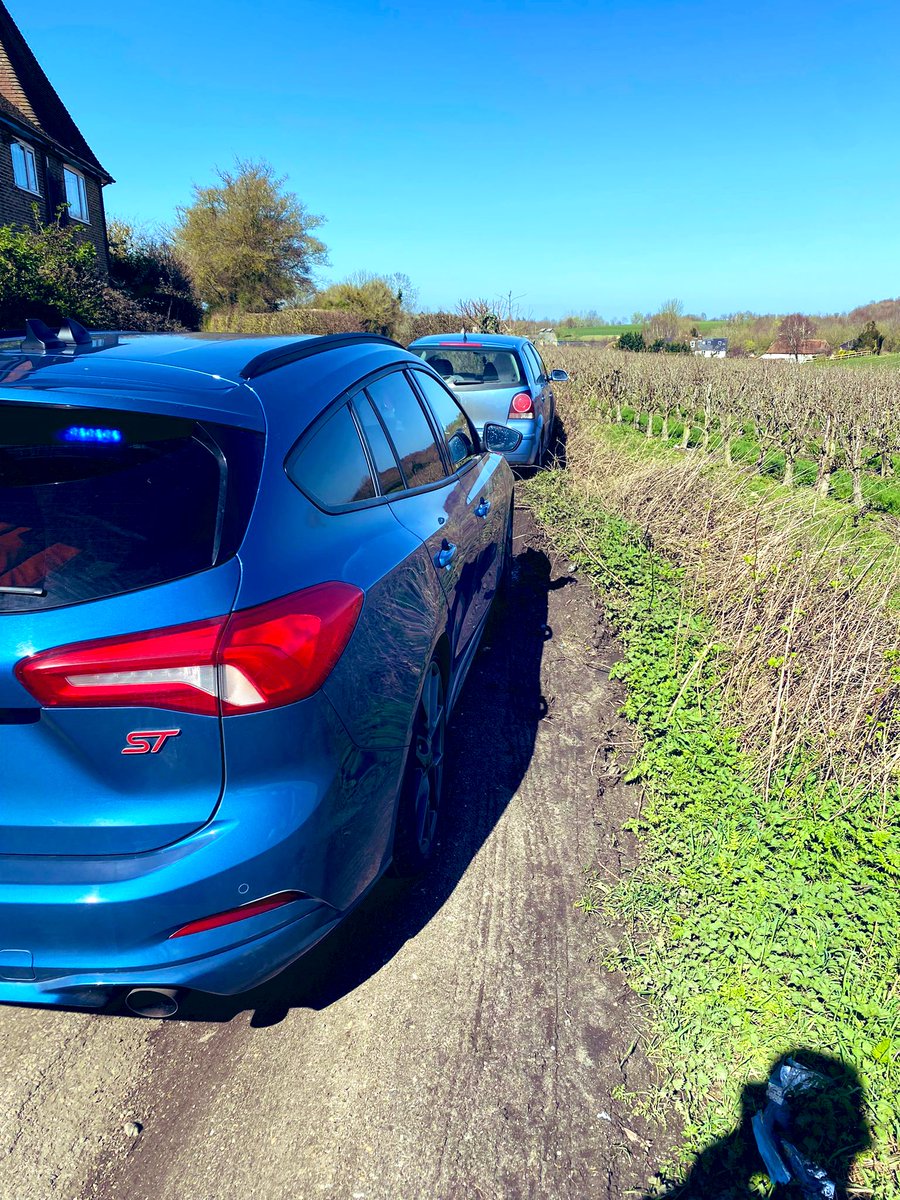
(240, 332, 403, 381)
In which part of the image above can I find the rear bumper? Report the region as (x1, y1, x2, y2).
(0, 901, 341, 1008)
(0, 727, 405, 1004)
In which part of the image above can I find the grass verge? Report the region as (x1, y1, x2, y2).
(526, 466, 900, 1198)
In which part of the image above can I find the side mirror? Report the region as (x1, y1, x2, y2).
(483, 423, 523, 454)
(550, 369, 569, 382)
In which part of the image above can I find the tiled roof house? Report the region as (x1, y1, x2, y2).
(0, 2, 112, 269)
(761, 338, 832, 362)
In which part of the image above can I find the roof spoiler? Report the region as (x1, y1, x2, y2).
(22, 317, 93, 353)
(240, 332, 402, 381)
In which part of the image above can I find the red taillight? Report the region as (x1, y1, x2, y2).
(15, 582, 364, 716)
(169, 890, 305, 939)
(509, 392, 535, 418)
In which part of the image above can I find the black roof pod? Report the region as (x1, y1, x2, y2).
(22, 318, 63, 352)
(21, 317, 93, 352)
(240, 332, 403, 381)
(57, 317, 92, 346)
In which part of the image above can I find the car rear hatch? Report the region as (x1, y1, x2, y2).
(0, 398, 263, 856)
(412, 343, 529, 430)
(448, 385, 526, 431)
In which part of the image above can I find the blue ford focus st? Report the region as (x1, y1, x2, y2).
(0, 321, 518, 1016)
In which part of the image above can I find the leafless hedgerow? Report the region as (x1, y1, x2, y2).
(543, 348, 900, 803)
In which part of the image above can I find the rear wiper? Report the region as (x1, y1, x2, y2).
(0, 585, 46, 596)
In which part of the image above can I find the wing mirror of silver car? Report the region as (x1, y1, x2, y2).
(550, 369, 569, 382)
(483, 423, 524, 454)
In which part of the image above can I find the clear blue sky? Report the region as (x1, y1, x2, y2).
(14, 0, 900, 318)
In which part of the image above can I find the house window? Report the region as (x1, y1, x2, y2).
(11, 141, 39, 193)
(63, 166, 89, 222)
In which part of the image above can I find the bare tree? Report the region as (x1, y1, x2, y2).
(645, 298, 685, 346)
(777, 313, 818, 361)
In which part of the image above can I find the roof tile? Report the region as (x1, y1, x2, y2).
(0, 2, 110, 180)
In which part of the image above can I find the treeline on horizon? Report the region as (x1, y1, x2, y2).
(551, 298, 900, 356)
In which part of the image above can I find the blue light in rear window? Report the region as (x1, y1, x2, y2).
(58, 425, 124, 444)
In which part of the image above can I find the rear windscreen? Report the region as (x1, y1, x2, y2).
(0, 404, 261, 612)
(415, 348, 524, 389)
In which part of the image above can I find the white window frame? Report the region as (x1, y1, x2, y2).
(63, 165, 89, 223)
(11, 140, 40, 195)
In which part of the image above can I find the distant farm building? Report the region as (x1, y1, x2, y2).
(691, 337, 728, 358)
(534, 328, 558, 346)
(761, 338, 832, 363)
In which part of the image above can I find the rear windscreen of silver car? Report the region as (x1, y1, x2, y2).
(415, 348, 524, 389)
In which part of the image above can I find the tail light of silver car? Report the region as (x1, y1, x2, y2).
(508, 392, 535, 419)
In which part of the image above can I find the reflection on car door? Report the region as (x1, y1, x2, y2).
(454, 452, 506, 643)
(361, 370, 485, 671)
(409, 367, 507, 650)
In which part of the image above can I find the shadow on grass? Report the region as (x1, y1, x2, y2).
(646, 1049, 870, 1200)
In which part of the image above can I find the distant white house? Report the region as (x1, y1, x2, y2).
(761, 338, 832, 363)
(534, 327, 558, 346)
(691, 337, 728, 358)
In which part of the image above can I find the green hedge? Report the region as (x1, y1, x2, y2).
(204, 308, 364, 335)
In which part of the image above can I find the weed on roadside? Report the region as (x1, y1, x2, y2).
(527, 469, 900, 1199)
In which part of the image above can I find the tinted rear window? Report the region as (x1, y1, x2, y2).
(415, 347, 524, 389)
(285, 403, 375, 508)
(0, 405, 260, 612)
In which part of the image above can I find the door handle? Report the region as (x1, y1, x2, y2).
(475, 498, 491, 519)
(436, 541, 457, 570)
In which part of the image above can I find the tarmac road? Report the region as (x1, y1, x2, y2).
(0, 510, 659, 1200)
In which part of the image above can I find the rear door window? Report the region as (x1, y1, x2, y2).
(0, 404, 259, 612)
(351, 393, 404, 495)
(410, 370, 479, 470)
(286, 403, 375, 508)
(366, 371, 445, 490)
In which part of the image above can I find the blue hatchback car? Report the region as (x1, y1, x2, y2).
(408, 333, 568, 468)
(0, 320, 518, 1016)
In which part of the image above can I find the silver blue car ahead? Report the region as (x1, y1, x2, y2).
(0, 323, 518, 1016)
(408, 333, 568, 468)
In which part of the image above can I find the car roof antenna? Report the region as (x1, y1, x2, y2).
(58, 317, 92, 346)
(22, 318, 62, 352)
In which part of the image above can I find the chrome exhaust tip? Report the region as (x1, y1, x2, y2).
(125, 987, 181, 1019)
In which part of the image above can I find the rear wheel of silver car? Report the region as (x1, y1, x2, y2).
(392, 659, 446, 877)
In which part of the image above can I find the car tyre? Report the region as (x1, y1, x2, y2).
(391, 658, 446, 877)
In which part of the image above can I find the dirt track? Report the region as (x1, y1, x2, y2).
(0, 509, 661, 1200)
